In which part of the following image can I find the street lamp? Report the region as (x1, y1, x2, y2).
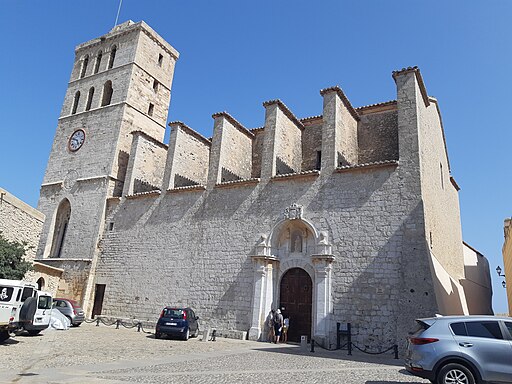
(496, 266, 506, 288)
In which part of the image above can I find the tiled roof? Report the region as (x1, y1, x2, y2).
(130, 130, 168, 150)
(356, 100, 397, 111)
(319, 86, 360, 121)
(271, 170, 320, 180)
(262, 99, 304, 130)
(167, 185, 206, 193)
(169, 121, 211, 146)
(335, 160, 398, 172)
(392, 66, 430, 107)
(126, 190, 161, 199)
(212, 111, 254, 138)
(215, 178, 260, 188)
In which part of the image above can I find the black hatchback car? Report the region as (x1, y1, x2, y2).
(155, 307, 199, 340)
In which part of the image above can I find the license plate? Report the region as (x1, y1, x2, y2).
(35, 318, 42, 323)
(166, 322, 177, 326)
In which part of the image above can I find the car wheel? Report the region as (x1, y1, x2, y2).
(72, 322, 81, 327)
(27, 330, 41, 336)
(155, 332, 161, 339)
(192, 327, 199, 338)
(437, 363, 475, 384)
(183, 329, 190, 341)
(0, 331, 10, 343)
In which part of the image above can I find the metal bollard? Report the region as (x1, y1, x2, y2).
(348, 340, 352, 356)
(116, 319, 120, 329)
(137, 322, 142, 332)
(96, 318, 100, 327)
(310, 338, 315, 353)
(393, 344, 398, 359)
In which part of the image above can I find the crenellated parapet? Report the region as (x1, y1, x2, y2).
(119, 69, 454, 198)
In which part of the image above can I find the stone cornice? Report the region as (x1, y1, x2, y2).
(126, 190, 161, 199)
(167, 185, 206, 193)
(212, 112, 254, 139)
(262, 99, 304, 130)
(271, 170, 320, 181)
(319, 86, 360, 122)
(169, 121, 212, 146)
(215, 178, 260, 188)
(335, 160, 398, 173)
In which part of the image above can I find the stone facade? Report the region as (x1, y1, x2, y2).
(0, 187, 61, 292)
(34, 21, 493, 349)
(503, 218, 512, 315)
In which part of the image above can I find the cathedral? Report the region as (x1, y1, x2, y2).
(28, 20, 492, 348)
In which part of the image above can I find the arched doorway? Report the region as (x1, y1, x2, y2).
(36, 277, 45, 290)
(279, 268, 312, 342)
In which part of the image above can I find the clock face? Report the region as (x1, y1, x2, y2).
(68, 129, 85, 152)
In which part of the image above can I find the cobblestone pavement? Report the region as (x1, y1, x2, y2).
(0, 323, 429, 384)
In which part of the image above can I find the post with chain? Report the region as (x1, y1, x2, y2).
(116, 319, 120, 329)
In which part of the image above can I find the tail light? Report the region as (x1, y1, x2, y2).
(409, 337, 439, 345)
(182, 311, 187, 320)
(73, 309, 77, 315)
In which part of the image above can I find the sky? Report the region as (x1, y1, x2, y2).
(0, 1, 511, 313)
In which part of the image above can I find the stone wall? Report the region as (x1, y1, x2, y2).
(358, 108, 399, 163)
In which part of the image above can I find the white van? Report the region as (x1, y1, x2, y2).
(0, 279, 53, 342)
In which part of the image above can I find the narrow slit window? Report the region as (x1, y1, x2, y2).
(108, 45, 117, 69)
(315, 151, 322, 170)
(153, 79, 159, 93)
(158, 53, 163, 66)
(80, 55, 89, 78)
(94, 51, 102, 74)
(101, 80, 113, 106)
(72, 91, 80, 114)
(440, 163, 444, 189)
(148, 103, 154, 116)
(85, 87, 94, 111)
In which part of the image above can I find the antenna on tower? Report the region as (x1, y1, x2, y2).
(114, 0, 123, 27)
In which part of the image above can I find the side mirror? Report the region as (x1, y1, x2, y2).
(195, 316, 199, 320)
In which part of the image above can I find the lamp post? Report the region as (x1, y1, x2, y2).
(496, 266, 506, 288)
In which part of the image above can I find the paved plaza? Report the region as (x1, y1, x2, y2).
(0, 323, 429, 383)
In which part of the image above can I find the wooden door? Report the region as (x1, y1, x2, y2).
(279, 268, 312, 342)
(91, 284, 106, 319)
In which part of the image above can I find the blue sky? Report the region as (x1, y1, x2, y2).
(0, 1, 510, 313)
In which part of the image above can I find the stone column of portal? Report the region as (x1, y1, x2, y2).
(311, 231, 335, 344)
(249, 235, 277, 341)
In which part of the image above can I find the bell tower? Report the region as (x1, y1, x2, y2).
(35, 21, 179, 301)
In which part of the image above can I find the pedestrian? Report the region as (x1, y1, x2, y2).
(267, 309, 275, 342)
(282, 316, 289, 343)
(274, 309, 284, 343)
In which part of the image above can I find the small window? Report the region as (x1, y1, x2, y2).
(148, 103, 154, 116)
(108, 222, 114, 231)
(108, 45, 117, 69)
(450, 322, 467, 336)
(466, 321, 503, 339)
(101, 81, 113, 106)
(153, 79, 159, 92)
(80, 55, 89, 78)
(94, 51, 102, 74)
(158, 53, 163, 66)
(72, 91, 80, 114)
(85, 87, 94, 111)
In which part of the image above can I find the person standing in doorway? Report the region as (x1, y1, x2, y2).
(267, 309, 275, 342)
(274, 309, 284, 343)
(282, 315, 289, 343)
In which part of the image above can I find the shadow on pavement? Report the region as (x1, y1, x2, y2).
(252, 343, 404, 367)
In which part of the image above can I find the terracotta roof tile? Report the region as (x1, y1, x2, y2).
(262, 99, 304, 130)
(319, 86, 360, 121)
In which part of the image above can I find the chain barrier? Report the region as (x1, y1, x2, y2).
(334, 322, 398, 359)
(82, 317, 155, 334)
(350, 342, 399, 359)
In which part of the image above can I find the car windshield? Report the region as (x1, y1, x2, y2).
(163, 308, 185, 319)
(68, 300, 81, 309)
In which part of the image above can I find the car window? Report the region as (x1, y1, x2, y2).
(450, 322, 467, 336)
(465, 321, 503, 339)
(38, 296, 52, 309)
(58, 301, 67, 308)
(504, 322, 512, 337)
(0, 286, 15, 302)
(21, 287, 34, 302)
(163, 308, 184, 319)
